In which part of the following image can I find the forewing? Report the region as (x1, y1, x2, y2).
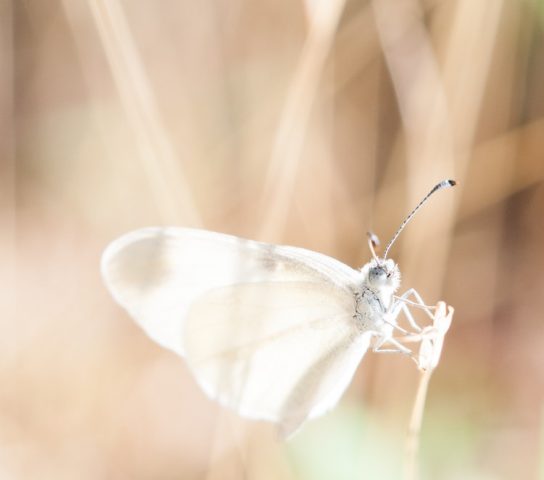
(183, 281, 370, 437)
(101, 227, 360, 356)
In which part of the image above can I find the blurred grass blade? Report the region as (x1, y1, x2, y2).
(87, 0, 201, 226)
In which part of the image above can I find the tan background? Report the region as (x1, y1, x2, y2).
(4, 0, 544, 478)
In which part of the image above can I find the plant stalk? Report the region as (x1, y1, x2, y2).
(403, 368, 433, 480)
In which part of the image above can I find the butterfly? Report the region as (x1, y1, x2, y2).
(101, 180, 455, 437)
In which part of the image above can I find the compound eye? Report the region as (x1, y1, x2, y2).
(368, 266, 387, 286)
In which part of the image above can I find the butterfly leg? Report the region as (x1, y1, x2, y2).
(372, 334, 422, 367)
(399, 303, 423, 332)
(372, 333, 411, 355)
(390, 288, 436, 333)
(395, 288, 436, 319)
(386, 298, 422, 333)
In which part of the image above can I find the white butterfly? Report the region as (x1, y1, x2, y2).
(101, 180, 456, 437)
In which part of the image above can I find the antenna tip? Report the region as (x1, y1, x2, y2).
(367, 231, 380, 247)
(436, 179, 457, 190)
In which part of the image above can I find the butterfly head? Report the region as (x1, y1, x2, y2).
(363, 258, 401, 293)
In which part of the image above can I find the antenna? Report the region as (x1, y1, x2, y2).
(367, 232, 381, 263)
(383, 179, 456, 259)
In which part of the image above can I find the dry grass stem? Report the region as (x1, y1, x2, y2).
(404, 367, 432, 480)
(403, 302, 454, 480)
(258, 0, 346, 240)
(86, 0, 201, 225)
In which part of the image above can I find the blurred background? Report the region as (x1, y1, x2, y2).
(4, 0, 544, 478)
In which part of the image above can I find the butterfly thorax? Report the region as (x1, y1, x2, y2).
(354, 285, 394, 334)
(353, 258, 401, 335)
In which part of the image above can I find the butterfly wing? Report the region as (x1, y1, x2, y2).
(101, 227, 367, 434)
(184, 281, 371, 437)
(101, 227, 360, 355)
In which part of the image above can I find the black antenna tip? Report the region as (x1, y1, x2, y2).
(445, 179, 457, 187)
